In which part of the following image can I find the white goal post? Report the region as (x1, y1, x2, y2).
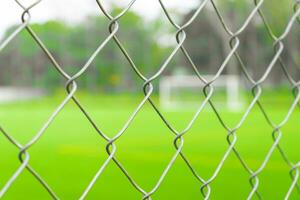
(0, 87, 45, 103)
(159, 75, 244, 111)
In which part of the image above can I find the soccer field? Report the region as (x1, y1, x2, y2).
(1, 93, 299, 199)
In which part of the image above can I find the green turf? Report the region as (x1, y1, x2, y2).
(0, 92, 299, 199)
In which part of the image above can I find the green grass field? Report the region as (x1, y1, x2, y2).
(1, 91, 299, 200)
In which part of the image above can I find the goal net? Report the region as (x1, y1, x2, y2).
(159, 75, 244, 111)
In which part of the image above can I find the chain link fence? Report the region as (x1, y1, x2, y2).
(1, 0, 300, 199)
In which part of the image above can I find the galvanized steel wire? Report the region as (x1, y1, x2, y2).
(1, 0, 300, 199)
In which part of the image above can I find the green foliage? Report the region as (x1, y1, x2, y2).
(0, 8, 170, 92)
(262, 0, 294, 36)
(0, 3, 299, 90)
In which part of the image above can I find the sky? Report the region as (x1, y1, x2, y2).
(0, 0, 198, 38)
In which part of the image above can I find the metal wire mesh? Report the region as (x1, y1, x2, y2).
(1, 0, 300, 199)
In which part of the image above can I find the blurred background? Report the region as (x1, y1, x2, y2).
(0, 0, 300, 199)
